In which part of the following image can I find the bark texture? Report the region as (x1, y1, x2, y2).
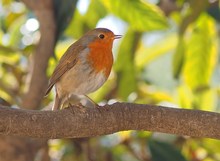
(0, 136, 47, 161)
(0, 103, 220, 139)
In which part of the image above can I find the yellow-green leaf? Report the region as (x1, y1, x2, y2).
(100, 0, 168, 31)
(172, 36, 185, 79)
(136, 33, 177, 69)
(183, 14, 217, 90)
(114, 28, 141, 99)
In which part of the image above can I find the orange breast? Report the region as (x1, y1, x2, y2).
(88, 42, 113, 78)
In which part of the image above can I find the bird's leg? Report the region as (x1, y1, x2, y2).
(65, 95, 85, 113)
(53, 93, 62, 110)
(84, 95, 99, 106)
(68, 103, 85, 113)
(84, 95, 100, 109)
(67, 96, 73, 108)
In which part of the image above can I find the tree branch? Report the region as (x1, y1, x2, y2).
(21, 0, 56, 109)
(0, 103, 220, 139)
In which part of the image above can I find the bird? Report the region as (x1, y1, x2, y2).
(45, 28, 122, 110)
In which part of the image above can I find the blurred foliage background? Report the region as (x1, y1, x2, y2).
(1, 0, 220, 160)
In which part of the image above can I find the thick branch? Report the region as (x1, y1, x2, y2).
(0, 103, 220, 139)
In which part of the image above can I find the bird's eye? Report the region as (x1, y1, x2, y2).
(99, 34, 105, 39)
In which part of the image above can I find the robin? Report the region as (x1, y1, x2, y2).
(45, 28, 122, 110)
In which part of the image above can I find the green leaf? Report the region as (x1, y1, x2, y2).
(0, 51, 20, 64)
(183, 14, 217, 91)
(179, 0, 209, 35)
(2, 0, 13, 5)
(135, 33, 177, 69)
(5, 12, 25, 32)
(0, 2, 26, 33)
(177, 85, 194, 109)
(0, 45, 22, 55)
(85, 0, 107, 28)
(172, 36, 185, 79)
(203, 139, 220, 154)
(148, 139, 187, 161)
(193, 88, 216, 110)
(8, 16, 25, 46)
(65, 9, 85, 38)
(0, 97, 11, 106)
(65, 0, 107, 38)
(114, 28, 141, 99)
(100, 0, 168, 31)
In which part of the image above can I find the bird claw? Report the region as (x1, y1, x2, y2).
(65, 96, 104, 113)
(90, 101, 108, 112)
(68, 102, 73, 108)
(94, 104, 105, 113)
(65, 102, 86, 113)
(76, 103, 86, 113)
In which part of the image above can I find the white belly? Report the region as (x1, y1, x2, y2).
(55, 62, 107, 98)
(72, 70, 106, 94)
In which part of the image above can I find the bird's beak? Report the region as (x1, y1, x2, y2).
(114, 35, 122, 39)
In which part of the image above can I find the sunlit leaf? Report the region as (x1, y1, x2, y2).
(183, 14, 217, 91)
(0, 16, 8, 33)
(114, 28, 141, 99)
(148, 139, 187, 161)
(0, 97, 11, 106)
(100, 0, 168, 31)
(172, 36, 185, 78)
(0, 52, 20, 64)
(137, 82, 173, 104)
(2, 0, 13, 5)
(193, 88, 217, 111)
(0, 1, 26, 33)
(135, 33, 177, 69)
(65, 10, 85, 38)
(203, 139, 220, 154)
(85, 0, 107, 28)
(4, 12, 25, 31)
(0, 45, 22, 54)
(0, 90, 12, 104)
(2, 62, 25, 86)
(177, 85, 194, 109)
(0, 76, 17, 104)
(65, 0, 107, 38)
(8, 16, 25, 46)
(179, 0, 209, 35)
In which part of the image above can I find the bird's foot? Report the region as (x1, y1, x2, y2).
(64, 102, 85, 113)
(84, 95, 102, 110)
(93, 103, 106, 113)
(75, 103, 86, 113)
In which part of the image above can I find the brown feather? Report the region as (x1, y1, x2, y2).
(45, 42, 86, 96)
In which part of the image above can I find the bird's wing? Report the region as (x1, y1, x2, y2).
(45, 43, 86, 96)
